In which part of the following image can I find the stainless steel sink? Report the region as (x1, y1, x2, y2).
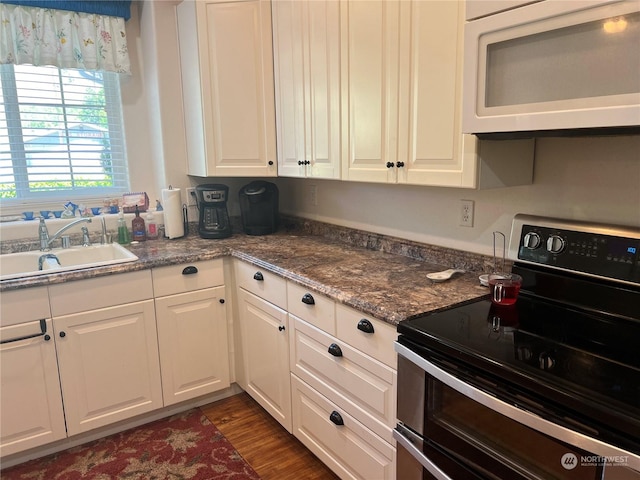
(0, 244, 138, 281)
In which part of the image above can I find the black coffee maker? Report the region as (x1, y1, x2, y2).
(239, 181, 279, 235)
(195, 184, 232, 239)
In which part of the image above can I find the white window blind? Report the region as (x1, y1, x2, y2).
(0, 64, 129, 202)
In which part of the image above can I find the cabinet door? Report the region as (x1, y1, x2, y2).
(236, 288, 291, 432)
(306, 0, 341, 179)
(201, 0, 276, 177)
(273, 0, 341, 180)
(54, 300, 162, 436)
(0, 320, 66, 456)
(397, 0, 476, 187)
(272, 0, 307, 178)
(155, 287, 230, 406)
(341, 0, 402, 184)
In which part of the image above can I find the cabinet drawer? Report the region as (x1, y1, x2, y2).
(287, 282, 335, 335)
(152, 259, 224, 297)
(291, 375, 396, 480)
(336, 304, 397, 369)
(235, 260, 287, 309)
(0, 287, 50, 327)
(291, 316, 396, 443)
(49, 270, 153, 316)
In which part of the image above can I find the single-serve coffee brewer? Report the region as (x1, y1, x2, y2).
(195, 184, 232, 239)
(239, 181, 279, 235)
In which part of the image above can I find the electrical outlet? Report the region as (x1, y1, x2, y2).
(186, 187, 197, 207)
(308, 184, 318, 206)
(460, 200, 474, 227)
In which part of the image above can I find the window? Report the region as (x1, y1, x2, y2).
(0, 64, 129, 203)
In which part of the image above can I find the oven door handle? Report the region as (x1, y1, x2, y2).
(395, 342, 640, 471)
(394, 424, 453, 480)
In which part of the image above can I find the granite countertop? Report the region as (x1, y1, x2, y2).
(0, 228, 490, 325)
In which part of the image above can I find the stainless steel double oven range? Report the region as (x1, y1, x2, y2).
(395, 214, 640, 480)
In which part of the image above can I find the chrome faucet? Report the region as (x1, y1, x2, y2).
(38, 217, 92, 251)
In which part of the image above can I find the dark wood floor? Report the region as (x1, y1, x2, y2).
(200, 392, 340, 480)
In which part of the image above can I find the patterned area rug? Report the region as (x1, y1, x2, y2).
(1, 409, 261, 479)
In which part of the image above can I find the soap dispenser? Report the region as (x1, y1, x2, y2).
(132, 205, 146, 242)
(117, 212, 130, 245)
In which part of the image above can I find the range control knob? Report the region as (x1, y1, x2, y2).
(546, 235, 566, 254)
(523, 232, 541, 249)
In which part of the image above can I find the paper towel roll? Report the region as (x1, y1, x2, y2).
(162, 188, 185, 239)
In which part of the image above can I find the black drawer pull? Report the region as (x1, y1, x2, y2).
(329, 411, 344, 426)
(253, 272, 264, 281)
(279, 325, 286, 332)
(182, 266, 198, 275)
(0, 319, 47, 345)
(59, 331, 66, 338)
(328, 343, 343, 357)
(301, 293, 315, 305)
(357, 319, 375, 334)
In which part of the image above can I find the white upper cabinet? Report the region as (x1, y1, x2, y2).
(177, 0, 277, 177)
(340, 0, 532, 188)
(272, 0, 341, 179)
(396, 0, 473, 187)
(340, 0, 402, 184)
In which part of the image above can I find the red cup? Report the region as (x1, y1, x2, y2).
(489, 273, 522, 306)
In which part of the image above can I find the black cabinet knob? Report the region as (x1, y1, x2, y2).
(279, 325, 286, 332)
(396, 161, 405, 168)
(253, 272, 264, 281)
(59, 331, 66, 338)
(219, 299, 225, 304)
(298, 160, 304, 165)
(386, 162, 395, 168)
(304, 160, 310, 165)
(182, 266, 198, 275)
(268, 161, 274, 166)
(328, 343, 343, 357)
(301, 293, 315, 305)
(357, 319, 375, 334)
(44, 334, 51, 341)
(329, 411, 344, 426)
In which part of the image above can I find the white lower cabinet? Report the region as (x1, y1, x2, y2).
(286, 282, 397, 479)
(54, 299, 162, 436)
(1, 262, 233, 462)
(290, 316, 397, 444)
(153, 259, 230, 406)
(292, 375, 396, 480)
(0, 318, 66, 457)
(236, 287, 292, 432)
(155, 287, 230, 406)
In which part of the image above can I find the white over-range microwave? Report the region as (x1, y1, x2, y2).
(463, 0, 640, 136)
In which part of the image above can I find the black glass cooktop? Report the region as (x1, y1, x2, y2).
(397, 293, 640, 445)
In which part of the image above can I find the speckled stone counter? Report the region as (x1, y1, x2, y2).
(0, 217, 494, 325)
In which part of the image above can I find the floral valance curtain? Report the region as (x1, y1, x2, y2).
(0, 1, 131, 74)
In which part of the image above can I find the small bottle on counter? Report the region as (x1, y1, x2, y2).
(117, 212, 131, 245)
(146, 211, 158, 240)
(132, 205, 146, 242)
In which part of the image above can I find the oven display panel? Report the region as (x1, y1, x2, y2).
(518, 225, 640, 283)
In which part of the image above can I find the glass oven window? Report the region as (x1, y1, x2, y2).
(427, 379, 603, 480)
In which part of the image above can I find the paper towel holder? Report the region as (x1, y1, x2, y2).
(162, 186, 185, 239)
